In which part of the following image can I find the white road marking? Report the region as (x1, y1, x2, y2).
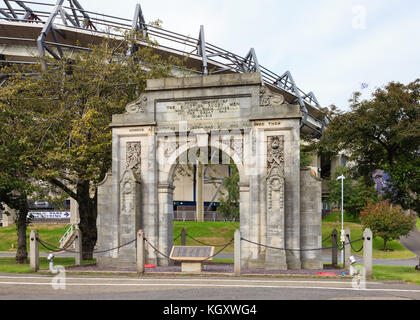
(0, 275, 384, 285)
(0, 281, 419, 294)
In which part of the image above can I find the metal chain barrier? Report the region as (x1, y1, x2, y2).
(185, 234, 234, 247)
(346, 235, 364, 253)
(37, 237, 137, 255)
(241, 237, 364, 252)
(322, 234, 332, 243)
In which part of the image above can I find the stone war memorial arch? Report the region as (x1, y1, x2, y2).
(97, 72, 323, 271)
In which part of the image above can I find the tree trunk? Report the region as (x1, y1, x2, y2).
(383, 239, 388, 251)
(15, 204, 29, 264)
(77, 181, 98, 261)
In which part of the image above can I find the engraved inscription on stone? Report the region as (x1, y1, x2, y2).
(157, 98, 245, 121)
(170, 246, 214, 261)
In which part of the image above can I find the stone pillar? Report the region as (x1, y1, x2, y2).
(158, 184, 175, 266)
(74, 228, 82, 266)
(181, 228, 186, 246)
(234, 229, 241, 276)
(30, 230, 39, 272)
(300, 169, 323, 270)
(196, 162, 204, 222)
(285, 125, 302, 270)
(363, 228, 373, 279)
(332, 229, 338, 267)
(239, 182, 251, 268)
(265, 136, 287, 270)
(96, 173, 117, 267)
(119, 169, 142, 265)
(344, 227, 351, 270)
(70, 198, 80, 225)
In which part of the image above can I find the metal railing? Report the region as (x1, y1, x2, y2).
(58, 223, 75, 248)
(0, 0, 327, 133)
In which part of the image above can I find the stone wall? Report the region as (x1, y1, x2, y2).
(300, 169, 323, 269)
(96, 72, 322, 270)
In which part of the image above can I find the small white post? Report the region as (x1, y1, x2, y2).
(30, 230, 39, 272)
(344, 227, 351, 270)
(234, 229, 241, 276)
(363, 228, 373, 279)
(137, 230, 145, 275)
(74, 229, 82, 266)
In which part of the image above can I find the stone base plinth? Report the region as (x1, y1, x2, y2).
(301, 259, 323, 270)
(181, 262, 202, 273)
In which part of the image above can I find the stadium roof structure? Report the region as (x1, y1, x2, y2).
(0, 0, 328, 136)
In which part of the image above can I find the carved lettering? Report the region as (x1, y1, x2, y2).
(165, 99, 240, 119)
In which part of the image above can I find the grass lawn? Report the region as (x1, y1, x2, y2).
(372, 265, 420, 285)
(417, 217, 420, 231)
(0, 257, 95, 274)
(322, 211, 416, 260)
(0, 223, 70, 252)
(173, 221, 239, 252)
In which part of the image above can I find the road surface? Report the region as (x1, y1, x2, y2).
(0, 273, 419, 301)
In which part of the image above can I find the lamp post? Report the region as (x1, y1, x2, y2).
(336, 175, 345, 264)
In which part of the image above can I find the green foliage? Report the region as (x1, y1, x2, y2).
(300, 144, 314, 168)
(217, 163, 240, 221)
(327, 166, 377, 219)
(0, 30, 182, 259)
(318, 79, 420, 214)
(361, 201, 416, 250)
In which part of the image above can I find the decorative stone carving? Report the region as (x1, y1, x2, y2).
(265, 135, 287, 270)
(230, 136, 243, 161)
(267, 136, 285, 172)
(164, 140, 178, 159)
(126, 94, 147, 113)
(219, 136, 243, 161)
(119, 169, 141, 259)
(126, 142, 141, 176)
(260, 86, 285, 107)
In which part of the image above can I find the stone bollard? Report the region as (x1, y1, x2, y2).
(30, 230, 39, 272)
(332, 229, 338, 267)
(137, 230, 145, 275)
(234, 229, 241, 276)
(363, 228, 373, 279)
(344, 227, 351, 270)
(74, 228, 82, 266)
(181, 228, 186, 246)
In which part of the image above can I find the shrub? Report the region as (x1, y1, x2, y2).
(361, 201, 416, 250)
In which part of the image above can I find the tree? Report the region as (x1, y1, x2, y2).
(361, 201, 416, 250)
(318, 79, 420, 214)
(217, 163, 240, 221)
(0, 80, 40, 263)
(2, 32, 179, 260)
(327, 166, 377, 219)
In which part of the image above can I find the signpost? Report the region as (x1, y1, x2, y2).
(28, 211, 70, 219)
(170, 246, 215, 273)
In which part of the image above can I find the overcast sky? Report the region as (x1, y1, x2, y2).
(82, 0, 419, 110)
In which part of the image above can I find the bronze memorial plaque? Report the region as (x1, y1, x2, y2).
(170, 246, 215, 262)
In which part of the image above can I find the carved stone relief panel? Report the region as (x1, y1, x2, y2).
(126, 142, 141, 176)
(265, 135, 287, 270)
(126, 94, 147, 113)
(260, 86, 285, 107)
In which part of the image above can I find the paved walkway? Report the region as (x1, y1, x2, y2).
(400, 228, 420, 257)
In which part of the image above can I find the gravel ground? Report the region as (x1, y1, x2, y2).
(64, 263, 348, 276)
